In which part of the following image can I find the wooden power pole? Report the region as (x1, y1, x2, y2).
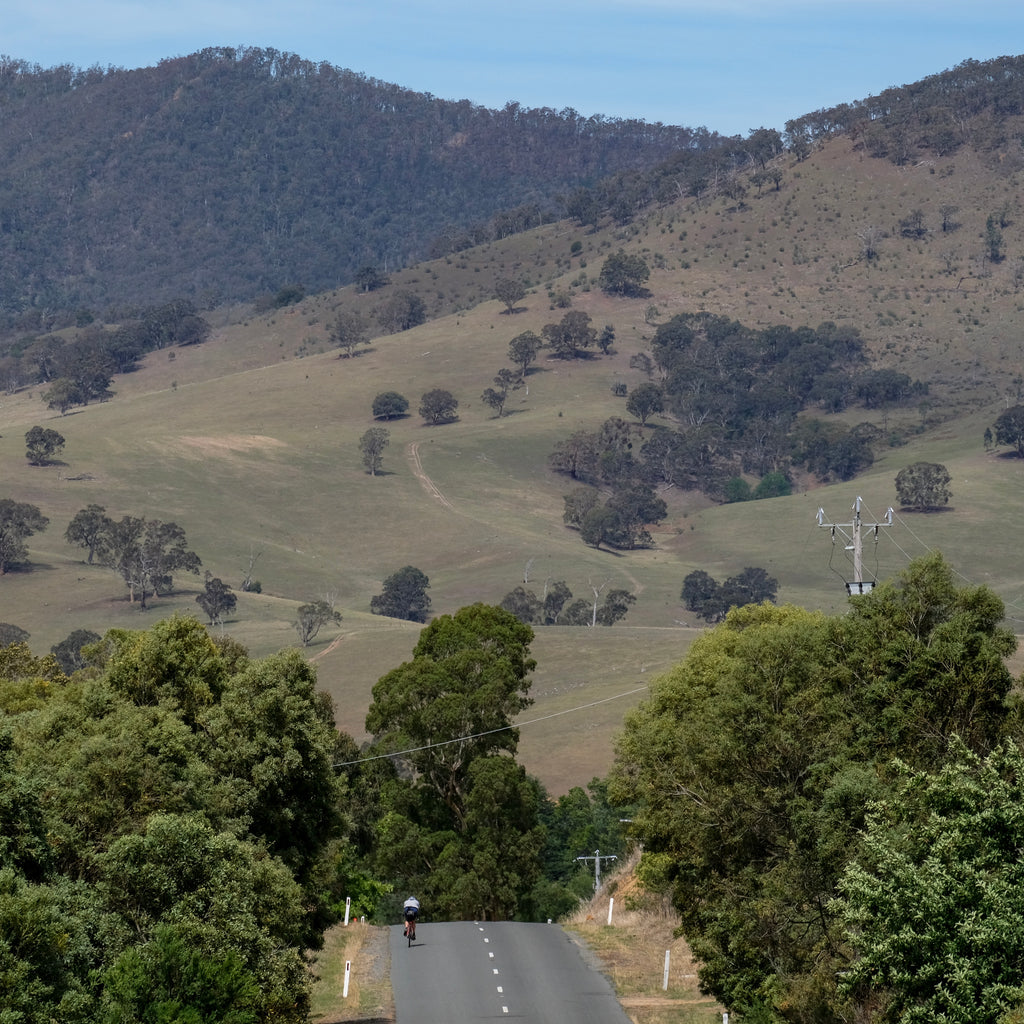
(817, 496, 893, 594)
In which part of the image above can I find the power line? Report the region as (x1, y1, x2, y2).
(332, 685, 649, 769)
(863, 501, 1024, 628)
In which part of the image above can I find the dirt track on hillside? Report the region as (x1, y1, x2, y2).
(406, 441, 455, 510)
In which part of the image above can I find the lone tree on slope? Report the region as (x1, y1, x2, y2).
(895, 462, 952, 510)
(370, 566, 432, 622)
(359, 427, 390, 475)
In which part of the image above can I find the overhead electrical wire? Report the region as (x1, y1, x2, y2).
(856, 498, 1024, 629)
(332, 685, 650, 769)
(338, 495, 1024, 776)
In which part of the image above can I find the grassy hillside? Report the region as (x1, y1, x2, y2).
(3, 129, 1024, 792)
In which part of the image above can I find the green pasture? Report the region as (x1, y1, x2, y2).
(4, 148, 1024, 789)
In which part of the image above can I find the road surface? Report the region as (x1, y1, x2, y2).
(390, 920, 631, 1023)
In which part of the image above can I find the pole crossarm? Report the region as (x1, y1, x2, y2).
(576, 849, 618, 892)
(816, 496, 893, 594)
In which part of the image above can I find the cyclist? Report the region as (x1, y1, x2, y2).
(402, 896, 420, 941)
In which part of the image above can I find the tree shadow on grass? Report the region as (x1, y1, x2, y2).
(337, 345, 378, 359)
(587, 546, 627, 558)
(3, 560, 57, 576)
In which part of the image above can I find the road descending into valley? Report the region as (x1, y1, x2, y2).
(389, 921, 631, 1024)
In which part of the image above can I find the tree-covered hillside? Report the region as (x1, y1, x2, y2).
(0, 47, 720, 326)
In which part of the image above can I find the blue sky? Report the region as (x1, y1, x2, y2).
(6, 1, 1023, 135)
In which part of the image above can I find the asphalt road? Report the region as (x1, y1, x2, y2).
(390, 920, 632, 1024)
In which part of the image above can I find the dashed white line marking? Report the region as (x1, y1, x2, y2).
(497, 987, 503, 994)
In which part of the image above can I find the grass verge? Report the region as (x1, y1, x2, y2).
(564, 852, 724, 1024)
(309, 920, 393, 1024)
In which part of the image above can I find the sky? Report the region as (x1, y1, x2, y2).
(5, 0, 1023, 136)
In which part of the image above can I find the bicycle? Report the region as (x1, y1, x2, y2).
(404, 911, 417, 946)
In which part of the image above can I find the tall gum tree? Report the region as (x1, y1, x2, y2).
(365, 604, 541, 919)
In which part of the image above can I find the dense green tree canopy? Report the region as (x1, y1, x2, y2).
(507, 331, 541, 377)
(681, 566, 779, 622)
(894, 460, 952, 510)
(365, 605, 542, 919)
(64, 504, 108, 563)
(598, 250, 650, 296)
(611, 554, 1019, 1022)
(196, 575, 237, 626)
(49, 629, 100, 675)
(837, 741, 1024, 1024)
(418, 388, 459, 425)
(376, 290, 426, 334)
(0, 49, 703, 325)
(0, 500, 49, 576)
(625, 382, 664, 425)
(0, 616, 345, 1023)
(546, 314, 915, 500)
(371, 390, 409, 420)
(494, 277, 527, 314)
(543, 310, 598, 360)
(993, 404, 1024, 456)
(24, 426, 65, 466)
(370, 566, 432, 622)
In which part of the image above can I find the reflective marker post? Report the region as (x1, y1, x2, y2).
(343, 961, 351, 998)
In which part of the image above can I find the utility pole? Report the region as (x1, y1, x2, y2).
(576, 849, 617, 892)
(816, 497, 893, 594)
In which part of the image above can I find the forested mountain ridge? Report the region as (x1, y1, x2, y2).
(0, 46, 719, 326)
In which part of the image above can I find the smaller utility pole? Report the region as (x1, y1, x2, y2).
(817, 497, 893, 594)
(576, 849, 617, 892)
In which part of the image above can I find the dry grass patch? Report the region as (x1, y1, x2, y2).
(309, 921, 393, 1024)
(564, 852, 723, 1024)
(171, 434, 289, 458)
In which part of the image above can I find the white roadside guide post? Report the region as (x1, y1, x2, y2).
(344, 896, 351, 926)
(607, 898, 614, 925)
(343, 961, 352, 998)
(663, 950, 671, 990)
